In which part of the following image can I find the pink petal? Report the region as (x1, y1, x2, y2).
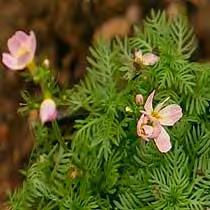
(142, 125, 154, 136)
(142, 53, 159, 66)
(137, 113, 145, 124)
(2, 53, 21, 70)
(29, 31, 37, 56)
(17, 53, 33, 69)
(150, 122, 161, 138)
(154, 126, 172, 153)
(144, 90, 155, 114)
(8, 36, 21, 56)
(137, 113, 161, 141)
(154, 97, 170, 112)
(158, 104, 183, 126)
(137, 114, 146, 136)
(8, 31, 29, 55)
(40, 99, 57, 124)
(14, 31, 29, 42)
(137, 114, 149, 140)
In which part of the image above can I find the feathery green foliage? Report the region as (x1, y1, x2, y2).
(9, 11, 210, 210)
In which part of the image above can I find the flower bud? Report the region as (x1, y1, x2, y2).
(39, 98, 57, 124)
(135, 94, 144, 105)
(43, 59, 50, 68)
(125, 106, 133, 113)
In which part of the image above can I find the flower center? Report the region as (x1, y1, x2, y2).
(151, 111, 161, 120)
(17, 47, 29, 56)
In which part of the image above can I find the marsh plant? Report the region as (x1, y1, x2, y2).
(3, 11, 210, 210)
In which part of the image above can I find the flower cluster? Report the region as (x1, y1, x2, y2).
(2, 30, 57, 124)
(137, 91, 183, 153)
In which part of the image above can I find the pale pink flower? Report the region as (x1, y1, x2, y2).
(40, 98, 57, 124)
(134, 50, 159, 66)
(137, 113, 161, 141)
(2, 30, 36, 70)
(135, 94, 144, 105)
(142, 90, 183, 153)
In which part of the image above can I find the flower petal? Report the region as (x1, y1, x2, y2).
(158, 104, 183, 126)
(137, 114, 150, 140)
(142, 125, 154, 136)
(29, 31, 37, 56)
(15, 31, 29, 42)
(8, 36, 21, 56)
(142, 53, 159, 66)
(8, 31, 30, 55)
(154, 97, 170, 112)
(154, 126, 171, 153)
(150, 122, 161, 138)
(137, 114, 146, 136)
(144, 90, 155, 114)
(17, 53, 33, 69)
(2, 53, 21, 70)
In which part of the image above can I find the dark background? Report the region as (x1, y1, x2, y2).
(0, 0, 209, 208)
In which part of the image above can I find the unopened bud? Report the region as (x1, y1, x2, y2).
(125, 106, 133, 113)
(135, 94, 144, 105)
(40, 98, 57, 124)
(43, 59, 50, 68)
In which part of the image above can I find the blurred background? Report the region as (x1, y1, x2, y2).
(0, 0, 209, 208)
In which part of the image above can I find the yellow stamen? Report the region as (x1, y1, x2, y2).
(17, 47, 28, 56)
(134, 57, 143, 65)
(151, 111, 161, 120)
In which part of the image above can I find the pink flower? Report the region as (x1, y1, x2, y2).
(134, 50, 159, 66)
(142, 90, 183, 153)
(137, 113, 161, 141)
(39, 98, 57, 124)
(135, 94, 144, 105)
(2, 30, 36, 70)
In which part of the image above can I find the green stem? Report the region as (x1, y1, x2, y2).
(27, 60, 37, 76)
(28, 60, 51, 99)
(52, 121, 68, 150)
